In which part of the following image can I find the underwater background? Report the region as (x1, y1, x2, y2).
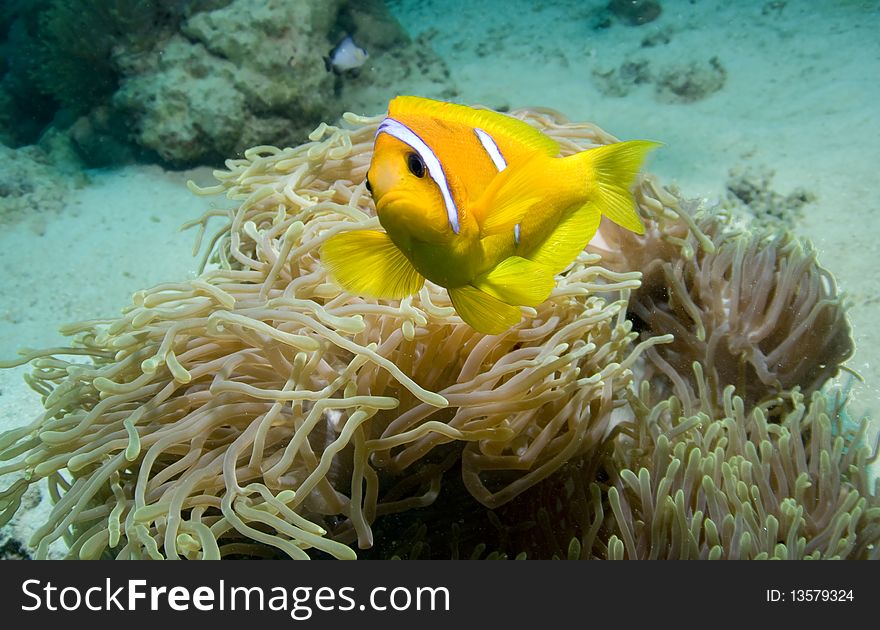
(0, 0, 877, 559)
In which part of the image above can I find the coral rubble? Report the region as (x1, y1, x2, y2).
(0, 140, 85, 233)
(592, 56, 727, 103)
(654, 56, 727, 104)
(724, 165, 817, 229)
(608, 0, 663, 27)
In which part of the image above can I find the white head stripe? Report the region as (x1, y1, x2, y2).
(474, 128, 507, 172)
(514, 223, 521, 246)
(377, 118, 460, 234)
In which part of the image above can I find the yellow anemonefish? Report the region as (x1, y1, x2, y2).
(321, 96, 659, 334)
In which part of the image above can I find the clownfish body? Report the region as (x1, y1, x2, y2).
(321, 96, 658, 334)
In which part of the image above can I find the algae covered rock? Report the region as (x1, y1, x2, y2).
(114, 0, 343, 165)
(654, 56, 727, 103)
(2, 0, 437, 166)
(110, 0, 435, 166)
(0, 140, 83, 234)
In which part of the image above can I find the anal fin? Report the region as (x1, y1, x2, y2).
(473, 256, 555, 307)
(448, 285, 522, 334)
(321, 230, 425, 299)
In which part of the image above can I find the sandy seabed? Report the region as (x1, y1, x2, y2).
(1, 0, 878, 554)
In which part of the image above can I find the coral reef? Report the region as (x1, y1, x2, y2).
(111, 0, 448, 165)
(32, 0, 177, 115)
(0, 0, 451, 166)
(0, 106, 873, 560)
(113, 0, 344, 165)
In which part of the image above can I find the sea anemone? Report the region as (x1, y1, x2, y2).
(0, 105, 870, 560)
(598, 382, 879, 559)
(453, 377, 879, 560)
(589, 186, 854, 415)
(0, 109, 664, 559)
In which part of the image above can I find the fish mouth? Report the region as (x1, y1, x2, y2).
(374, 192, 412, 215)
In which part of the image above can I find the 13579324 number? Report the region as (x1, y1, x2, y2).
(790, 589, 854, 602)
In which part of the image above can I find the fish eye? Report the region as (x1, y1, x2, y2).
(406, 152, 426, 178)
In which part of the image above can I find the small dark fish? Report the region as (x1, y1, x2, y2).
(324, 35, 368, 75)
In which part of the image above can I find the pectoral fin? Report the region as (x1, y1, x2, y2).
(473, 256, 555, 307)
(474, 156, 549, 238)
(448, 285, 522, 334)
(321, 230, 425, 299)
(526, 203, 602, 273)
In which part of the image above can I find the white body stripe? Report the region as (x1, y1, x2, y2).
(474, 127, 516, 244)
(474, 128, 507, 172)
(377, 118, 460, 234)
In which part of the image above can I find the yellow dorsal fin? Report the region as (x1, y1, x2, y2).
(321, 230, 425, 299)
(473, 256, 555, 307)
(474, 155, 550, 237)
(390, 96, 560, 157)
(447, 285, 522, 334)
(583, 140, 661, 234)
(526, 203, 602, 273)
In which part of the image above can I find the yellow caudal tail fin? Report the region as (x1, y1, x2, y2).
(321, 229, 425, 299)
(581, 140, 660, 234)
